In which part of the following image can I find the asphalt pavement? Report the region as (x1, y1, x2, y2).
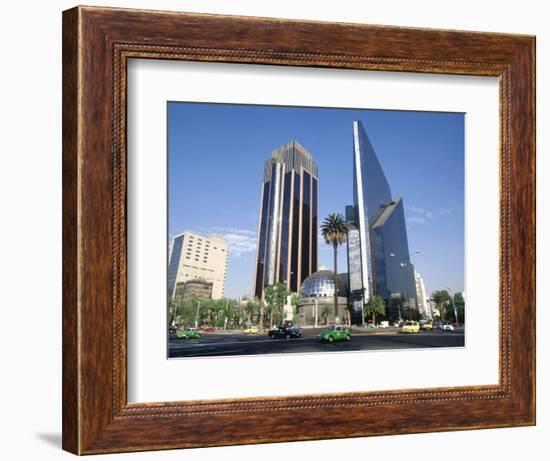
(168, 329, 465, 358)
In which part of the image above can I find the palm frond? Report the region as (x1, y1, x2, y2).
(321, 213, 349, 246)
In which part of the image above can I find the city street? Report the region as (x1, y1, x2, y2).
(168, 328, 465, 358)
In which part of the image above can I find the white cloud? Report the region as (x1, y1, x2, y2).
(222, 233, 257, 257)
(409, 205, 433, 223)
(208, 226, 256, 236)
(409, 206, 428, 215)
(407, 216, 427, 224)
(205, 227, 257, 257)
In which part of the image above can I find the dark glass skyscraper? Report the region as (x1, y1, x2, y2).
(347, 121, 417, 321)
(253, 141, 318, 299)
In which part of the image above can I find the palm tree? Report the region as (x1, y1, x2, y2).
(321, 213, 349, 323)
(364, 295, 386, 325)
(431, 290, 451, 321)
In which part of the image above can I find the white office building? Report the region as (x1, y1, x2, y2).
(414, 270, 431, 320)
(167, 231, 229, 300)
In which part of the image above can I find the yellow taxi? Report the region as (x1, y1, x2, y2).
(243, 326, 260, 335)
(402, 321, 420, 334)
(421, 321, 433, 331)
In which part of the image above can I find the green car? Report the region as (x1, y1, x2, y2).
(176, 328, 201, 339)
(319, 325, 351, 343)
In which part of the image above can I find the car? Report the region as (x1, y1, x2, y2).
(243, 326, 260, 335)
(168, 325, 177, 335)
(268, 324, 302, 339)
(421, 322, 433, 331)
(402, 321, 420, 333)
(176, 328, 201, 339)
(199, 326, 216, 333)
(379, 321, 389, 328)
(319, 325, 351, 343)
(440, 323, 455, 332)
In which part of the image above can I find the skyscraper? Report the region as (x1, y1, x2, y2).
(414, 270, 430, 319)
(167, 231, 229, 300)
(253, 141, 318, 299)
(347, 120, 417, 321)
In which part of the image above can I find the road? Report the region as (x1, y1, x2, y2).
(168, 329, 465, 358)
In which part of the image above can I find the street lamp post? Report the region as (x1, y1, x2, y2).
(397, 302, 402, 322)
(361, 290, 366, 328)
(194, 299, 201, 329)
(314, 298, 318, 328)
(399, 261, 412, 321)
(447, 287, 459, 327)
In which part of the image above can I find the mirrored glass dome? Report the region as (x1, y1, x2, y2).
(300, 270, 339, 298)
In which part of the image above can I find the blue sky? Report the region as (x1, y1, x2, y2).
(168, 102, 465, 299)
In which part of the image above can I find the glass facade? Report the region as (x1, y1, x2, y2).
(301, 171, 311, 284)
(311, 177, 318, 276)
(264, 163, 283, 286)
(254, 182, 271, 298)
(279, 171, 292, 284)
(254, 141, 318, 299)
(354, 121, 392, 224)
(349, 121, 417, 321)
(371, 198, 417, 320)
(167, 234, 184, 298)
(290, 172, 301, 292)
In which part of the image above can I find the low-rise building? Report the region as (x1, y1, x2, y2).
(174, 278, 213, 302)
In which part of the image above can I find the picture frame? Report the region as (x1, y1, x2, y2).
(62, 5, 535, 455)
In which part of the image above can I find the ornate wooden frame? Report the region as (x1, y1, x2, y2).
(62, 5, 535, 455)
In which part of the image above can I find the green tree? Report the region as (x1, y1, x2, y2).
(321, 305, 332, 325)
(364, 295, 386, 325)
(264, 283, 289, 329)
(245, 297, 261, 326)
(290, 292, 299, 324)
(259, 298, 266, 331)
(221, 299, 237, 330)
(169, 300, 178, 325)
(173, 297, 202, 328)
(321, 213, 349, 323)
(431, 290, 451, 321)
(276, 283, 290, 325)
(454, 292, 465, 324)
(264, 285, 277, 330)
(446, 292, 465, 324)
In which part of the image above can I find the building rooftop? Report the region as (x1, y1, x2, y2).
(263, 140, 318, 181)
(172, 231, 228, 247)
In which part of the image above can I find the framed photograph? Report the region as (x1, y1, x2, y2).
(62, 6, 535, 454)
